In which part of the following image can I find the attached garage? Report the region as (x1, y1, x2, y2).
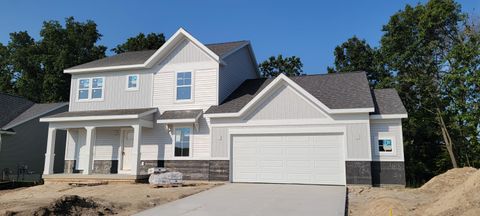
(232, 133, 346, 185)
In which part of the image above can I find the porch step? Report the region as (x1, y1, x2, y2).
(43, 174, 149, 184)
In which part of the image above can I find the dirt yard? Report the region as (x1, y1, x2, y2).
(0, 182, 220, 215)
(348, 167, 480, 216)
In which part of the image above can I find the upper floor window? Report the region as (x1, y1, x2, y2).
(126, 74, 139, 90)
(78, 77, 104, 101)
(176, 71, 192, 101)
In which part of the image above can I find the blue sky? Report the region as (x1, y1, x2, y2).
(0, 0, 478, 74)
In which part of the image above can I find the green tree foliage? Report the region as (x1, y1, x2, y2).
(330, 0, 479, 186)
(0, 43, 14, 94)
(259, 55, 303, 78)
(3, 17, 106, 102)
(112, 33, 165, 54)
(327, 36, 391, 87)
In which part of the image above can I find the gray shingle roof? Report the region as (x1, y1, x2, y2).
(206, 72, 375, 114)
(159, 109, 203, 120)
(0, 93, 34, 128)
(371, 89, 407, 115)
(2, 102, 68, 130)
(67, 41, 248, 70)
(44, 108, 157, 119)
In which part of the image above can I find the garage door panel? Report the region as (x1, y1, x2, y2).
(233, 133, 345, 185)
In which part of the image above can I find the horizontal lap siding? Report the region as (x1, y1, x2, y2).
(69, 71, 153, 111)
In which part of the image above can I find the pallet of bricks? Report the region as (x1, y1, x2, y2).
(148, 167, 183, 188)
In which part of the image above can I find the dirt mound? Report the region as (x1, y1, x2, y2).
(6, 195, 116, 216)
(348, 167, 480, 216)
(420, 169, 480, 216)
(420, 167, 477, 194)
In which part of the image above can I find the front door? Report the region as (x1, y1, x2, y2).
(121, 130, 134, 171)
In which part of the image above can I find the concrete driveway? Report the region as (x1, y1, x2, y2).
(135, 183, 346, 216)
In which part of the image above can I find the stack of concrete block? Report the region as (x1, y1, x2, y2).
(148, 168, 183, 186)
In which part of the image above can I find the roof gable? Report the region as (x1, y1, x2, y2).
(64, 28, 250, 73)
(206, 72, 375, 116)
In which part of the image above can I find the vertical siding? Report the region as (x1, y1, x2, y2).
(346, 123, 371, 160)
(219, 46, 259, 102)
(69, 71, 153, 111)
(211, 127, 228, 157)
(245, 85, 327, 121)
(370, 119, 404, 161)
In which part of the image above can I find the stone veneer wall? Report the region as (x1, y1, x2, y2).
(345, 161, 405, 185)
(371, 161, 406, 185)
(92, 160, 118, 174)
(64, 160, 82, 174)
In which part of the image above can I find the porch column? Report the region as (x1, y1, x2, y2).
(131, 124, 142, 175)
(43, 127, 57, 175)
(84, 126, 96, 175)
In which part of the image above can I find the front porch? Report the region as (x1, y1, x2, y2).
(39, 108, 157, 179)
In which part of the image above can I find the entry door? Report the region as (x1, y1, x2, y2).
(76, 129, 88, 171)
(121, 130, 134, 170)
(232, 133, 345, 185)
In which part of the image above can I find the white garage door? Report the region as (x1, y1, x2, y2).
(232, 133, 345, 185)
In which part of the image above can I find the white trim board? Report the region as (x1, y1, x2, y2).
(370, 114, 408, 119)
(39, 109, 157, 123)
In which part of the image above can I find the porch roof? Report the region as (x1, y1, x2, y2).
(157, 109, 203, 124)
(40, 108, 157, 122)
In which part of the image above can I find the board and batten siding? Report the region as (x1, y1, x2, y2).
(244, 85, 327, 121)
(69, 70, 153, 111)
(370, 119, 404, 161)
(219, 46, 259, 102)
(153, 39, 219, 111)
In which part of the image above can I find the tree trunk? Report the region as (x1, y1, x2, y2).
(437, 108, 458, 168)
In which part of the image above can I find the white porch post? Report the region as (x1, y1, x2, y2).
(43, 127, 57, 175)
(84, 126, 96, 175)
(131, 124, 142, 175)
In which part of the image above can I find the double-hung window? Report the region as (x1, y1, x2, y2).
(78, 77, 104, 101)
(174, 127, 191, 157)
(126, 74, 139, 90)
(176, 72, 192, 101)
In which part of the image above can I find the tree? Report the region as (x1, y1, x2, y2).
(259, 55, 303, 78)
(39, 17, 106, 102)
(327, 36, 391, 87)
(112, 33, 165, 54)
(0, 43, 14, 94)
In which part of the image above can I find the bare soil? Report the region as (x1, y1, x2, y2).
(348, 167, 480, 216)
(0, 182, 220, 216)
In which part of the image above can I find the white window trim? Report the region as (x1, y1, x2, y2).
(126, 74, 139, 91)
(77, 77, 105, 102)
(375, 135, 396, 156)
(172, 126, 193, 158)
(174, 71, 194, 103)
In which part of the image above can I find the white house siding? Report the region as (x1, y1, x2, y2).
(69, 70, 153, 111)
(370, 119, 404, 161)
(153, 40, 219, 111)
(244, 85, 327, 121)
(345, 123, 371, 160)
(93, 128, 121, 160)
(219, 46, 259, 102)
(141, 117, 211, 160)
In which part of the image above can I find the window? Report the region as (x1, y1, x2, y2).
(176, 72, 192, 100)
(78, 77, 104, 101)
(378, 139, 393, 153)
(126, 74, 139, 90)
(174, 127, 191, 157)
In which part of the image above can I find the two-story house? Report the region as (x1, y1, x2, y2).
(40, 28, 407, 186)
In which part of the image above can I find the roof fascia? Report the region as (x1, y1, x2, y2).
(369, 114, 408, 119)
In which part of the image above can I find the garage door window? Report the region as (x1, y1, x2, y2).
(174, 127, 191, 157)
